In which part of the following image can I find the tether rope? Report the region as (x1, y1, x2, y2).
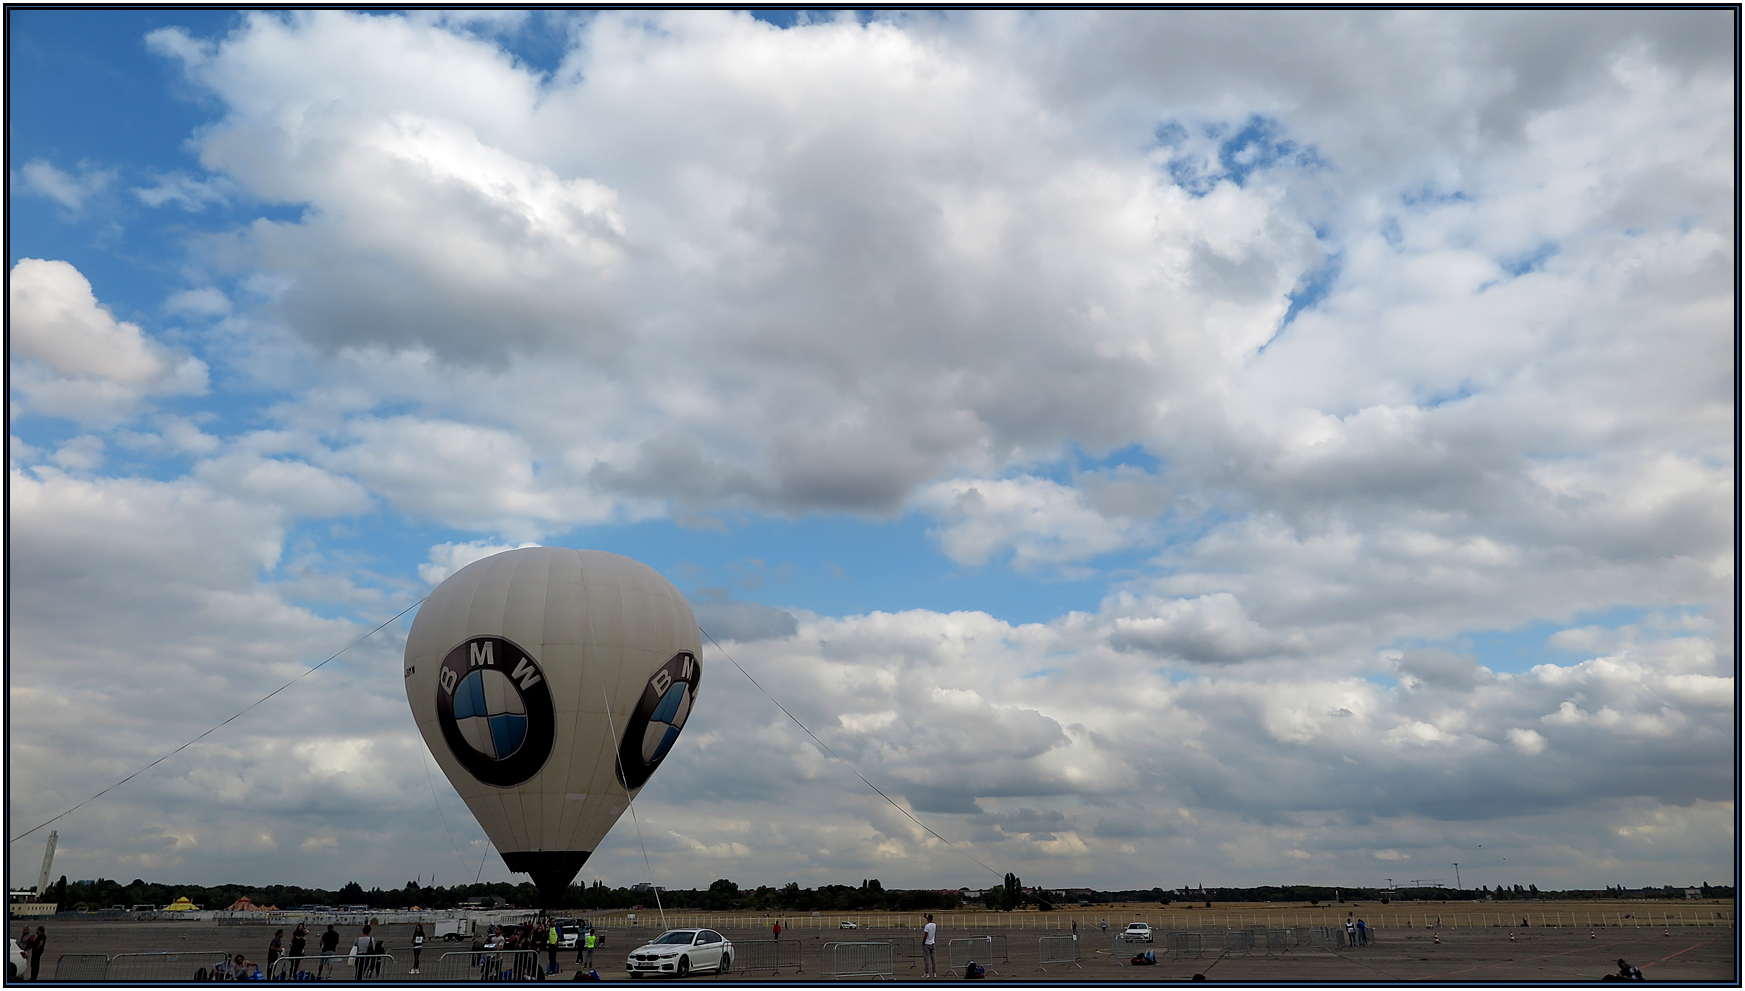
(699, 625, 1004, 880)
(603, 688, 667, 928)
(421, 746, 478, 879)
(8, 596, 428, 844)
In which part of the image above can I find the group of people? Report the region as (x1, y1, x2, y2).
(1343, 917, 1370, 947)
(16, 926, 46, 982)
(471, 918, 596, 980)
(236, 922, 349, 980)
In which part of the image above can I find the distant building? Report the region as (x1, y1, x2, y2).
(1685, 888, 1701, 899)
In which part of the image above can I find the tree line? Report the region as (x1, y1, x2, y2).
(44, 875, 1730, 914)
(47, 876, 961, 913)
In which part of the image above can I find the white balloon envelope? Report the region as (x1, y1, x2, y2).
(404, 547, 701, 904)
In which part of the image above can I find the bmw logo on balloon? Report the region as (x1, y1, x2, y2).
(436, 636, 555, 787)
(617, 651, 700, 790)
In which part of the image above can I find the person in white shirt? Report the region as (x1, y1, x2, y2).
(353, 925, 376, 981)
(922, 914, 937, 978)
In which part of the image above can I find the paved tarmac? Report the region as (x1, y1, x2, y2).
(17, 917, 1737, 982)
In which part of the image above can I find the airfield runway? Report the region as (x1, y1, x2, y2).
(23, 916, 1737, 982)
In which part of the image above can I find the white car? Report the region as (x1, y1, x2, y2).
(839, 921, 858, 930)
(9, 938, 26, 980)
(1121, 922, 1153, 943)
(553, 919, 583, 950)
(626, 929, 732, 978)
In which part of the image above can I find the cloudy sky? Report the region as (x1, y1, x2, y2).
(9, 10, 1734, 895)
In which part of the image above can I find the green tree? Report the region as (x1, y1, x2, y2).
(706, 879, 739, 911)
(1003, 873, 1024, 911)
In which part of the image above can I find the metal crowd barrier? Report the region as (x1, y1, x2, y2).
(945, 936, 999, 975)
(1110, 930, 1154, 957)
(1036, 934, 1082, 971)
(266, 952, 397, 980)
(880, 933, 921, 970)
(109, 950, 237, 981)
(434, 947, 542, 981)
(1167, 931, 1205, 959)
(723, 938, 803, 975)
(52, 953, 113, 980)
(821, 941, 895, 980)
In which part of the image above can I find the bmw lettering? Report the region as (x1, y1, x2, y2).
(616, 651, 700, 790)
(435, 636, 556, 787)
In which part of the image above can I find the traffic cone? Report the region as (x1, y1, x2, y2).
(1432, 933, 1440, 945)
(1509, 933, 1516, 942)
(1663, 930, 1671, 937)
(1590, 932, 1597, 940)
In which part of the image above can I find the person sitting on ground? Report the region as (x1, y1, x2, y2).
(1130, 949, 1157, 965)
(1615, 958, 1644, 981)
(229, 954, 261, 980)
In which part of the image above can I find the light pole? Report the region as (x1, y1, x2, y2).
(1452, 864, 1461, 890)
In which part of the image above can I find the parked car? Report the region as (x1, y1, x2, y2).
(626, 929, 732, 978)
(9, 938, 27, 980)
(553, 919, 584, 949)
(1122, 922, 1153, 942)
(839, 921, 859, 930)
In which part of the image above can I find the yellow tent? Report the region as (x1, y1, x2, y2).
(162, 897, 198, 911)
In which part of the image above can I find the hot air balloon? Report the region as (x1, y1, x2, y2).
(404, 547, 701, 906)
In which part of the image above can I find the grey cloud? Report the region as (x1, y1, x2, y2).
(1108, 594, 1297, 663)
(1092, 809, 1180, 839)
(1079, 467, 1172, 521)
(690, 594, 798, 643)
(1396, 649, 1486, 691)
(904, 786, 983, 815)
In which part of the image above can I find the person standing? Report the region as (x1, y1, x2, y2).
(546, 923, 560, 975)
(319, 923, 340, 980)
(18, 928, 36, 981)
(267, 929, 284, 973)
(773, 920, 782, 941)
(922, 914, 937, 978)
(352, 925, 375, 981)
(411, 923, 425, 975)
(288, 923, 308, 977)
(581, 929, 596, 970)
(1344, 920, 1356, 947)
(1356, 919, 1368, 946)
(28, 926, 46, 981)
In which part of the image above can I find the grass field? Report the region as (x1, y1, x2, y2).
(582, 898, 1735, 933)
